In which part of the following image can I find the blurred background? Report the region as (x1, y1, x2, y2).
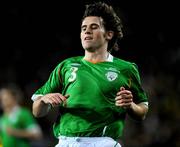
(1, 0, 180, 146)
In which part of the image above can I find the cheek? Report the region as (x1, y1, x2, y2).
(94, 31, 105, 39)
(80, 33, 84, 41)
(95, 34, 105, 43)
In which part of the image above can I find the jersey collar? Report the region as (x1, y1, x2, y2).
(106, 53, 113, 62)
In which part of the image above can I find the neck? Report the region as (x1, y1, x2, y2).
(84, 49, 109, 63)
(4, 104, 17, 114)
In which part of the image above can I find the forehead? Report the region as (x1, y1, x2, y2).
(0, 89, 11, 96)
(81, 16, 103, 26)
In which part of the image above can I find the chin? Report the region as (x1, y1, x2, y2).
(84, 47, 96, 52)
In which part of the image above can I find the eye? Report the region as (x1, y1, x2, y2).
(91, 24, 98, 30)
(81, 26, 86, 32)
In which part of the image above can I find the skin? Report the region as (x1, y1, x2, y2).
(81, 16, 114, 63)
(33, 16, 113, 117)
(0, 89, 42, 139)
(32, 16, 148, 121)
(115, 87, 148, 121)
(32, 93, 69, 117)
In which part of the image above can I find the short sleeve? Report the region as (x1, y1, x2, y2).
(128, 63, 148, 104)
(19, 108, 39, 129)
(31, 61, 65, 101)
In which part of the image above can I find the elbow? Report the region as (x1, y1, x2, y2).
(138, 103, 149, 121)
(32, 101, 48, 118)
(32, 110, 40, 118)
(32, 109, 40, 118)
(33, 112, 45, 118)
(139, 108, 148, 121)
(128, 102, 148, 121)
(32, 103, 42, 118)
(32, 107, 44, 118)
(138, 108, 148, 121)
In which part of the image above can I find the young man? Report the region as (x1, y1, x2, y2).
(0, 84, 42, 147)
(32, 2, 148, 147)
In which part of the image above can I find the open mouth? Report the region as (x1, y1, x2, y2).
(84, 37, 93, 40)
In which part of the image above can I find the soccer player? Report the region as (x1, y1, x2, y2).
(0, 84, 42, 147)
(32, 2, 148, 147)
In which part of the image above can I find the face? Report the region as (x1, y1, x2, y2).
(0, 89, 16, 109)
(80, 16, 110, 52)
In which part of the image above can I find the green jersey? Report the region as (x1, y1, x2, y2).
(32, 55, 148, 140)
(0, 106, 39, 147)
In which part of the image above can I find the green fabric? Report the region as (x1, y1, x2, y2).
(0, 107, 37, 147)
(34, 56, 148, 140)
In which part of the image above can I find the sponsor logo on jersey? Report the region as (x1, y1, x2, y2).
(106, 71, 118, 81)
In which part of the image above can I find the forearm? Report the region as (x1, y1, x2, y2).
(32, 96, 50, 117)
(7, 128, 42, 140)
(126, 102, 148, 121)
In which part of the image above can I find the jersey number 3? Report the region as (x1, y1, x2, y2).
(68, 67, 78, 82)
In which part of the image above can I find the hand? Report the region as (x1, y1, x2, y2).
(115, 87, 133, 109)
(41, 93, 69, 107)
(6, 127, 15, 136)
(6, 127, 20, 137)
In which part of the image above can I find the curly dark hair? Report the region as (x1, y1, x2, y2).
(82, 2, 123, 52)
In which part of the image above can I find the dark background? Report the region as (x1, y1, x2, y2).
(1, 0, 180, 146)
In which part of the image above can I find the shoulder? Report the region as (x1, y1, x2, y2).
(56, 56, 83, 67)
(113, 57, 138, 71)
(49, 56, 83, 73)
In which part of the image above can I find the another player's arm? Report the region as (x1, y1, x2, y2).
(6, 127, 42, 140)
(32, 93, 69, 117)
(115, 87, 148, 121)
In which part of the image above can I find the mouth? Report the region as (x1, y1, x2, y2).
(84, 37, 93, 40)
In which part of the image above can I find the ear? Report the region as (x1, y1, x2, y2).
(106, 31, 114, 40)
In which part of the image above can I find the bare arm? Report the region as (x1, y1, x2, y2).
(115, 87, 148, 121)
(32, 93, 69, 117)
(6, 126, 42, 140)
(125, 102, 148, 121)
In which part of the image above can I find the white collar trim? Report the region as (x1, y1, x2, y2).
(106, 53, 113, 62)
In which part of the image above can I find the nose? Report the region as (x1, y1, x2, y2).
(85, 27, 92, 34)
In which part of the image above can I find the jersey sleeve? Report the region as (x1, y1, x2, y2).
(31, 61, 65, 101)
(128, 63, 148, 104)
(19, 108, 42, 132)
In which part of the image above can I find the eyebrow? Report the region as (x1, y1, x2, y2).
(81, 23, 99, 29)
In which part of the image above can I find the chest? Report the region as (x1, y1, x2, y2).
(63, 63, 130, 95)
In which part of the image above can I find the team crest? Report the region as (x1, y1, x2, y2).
(106, 71, 118, 81)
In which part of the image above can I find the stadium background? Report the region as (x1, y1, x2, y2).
(1, 0, 180, 146)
